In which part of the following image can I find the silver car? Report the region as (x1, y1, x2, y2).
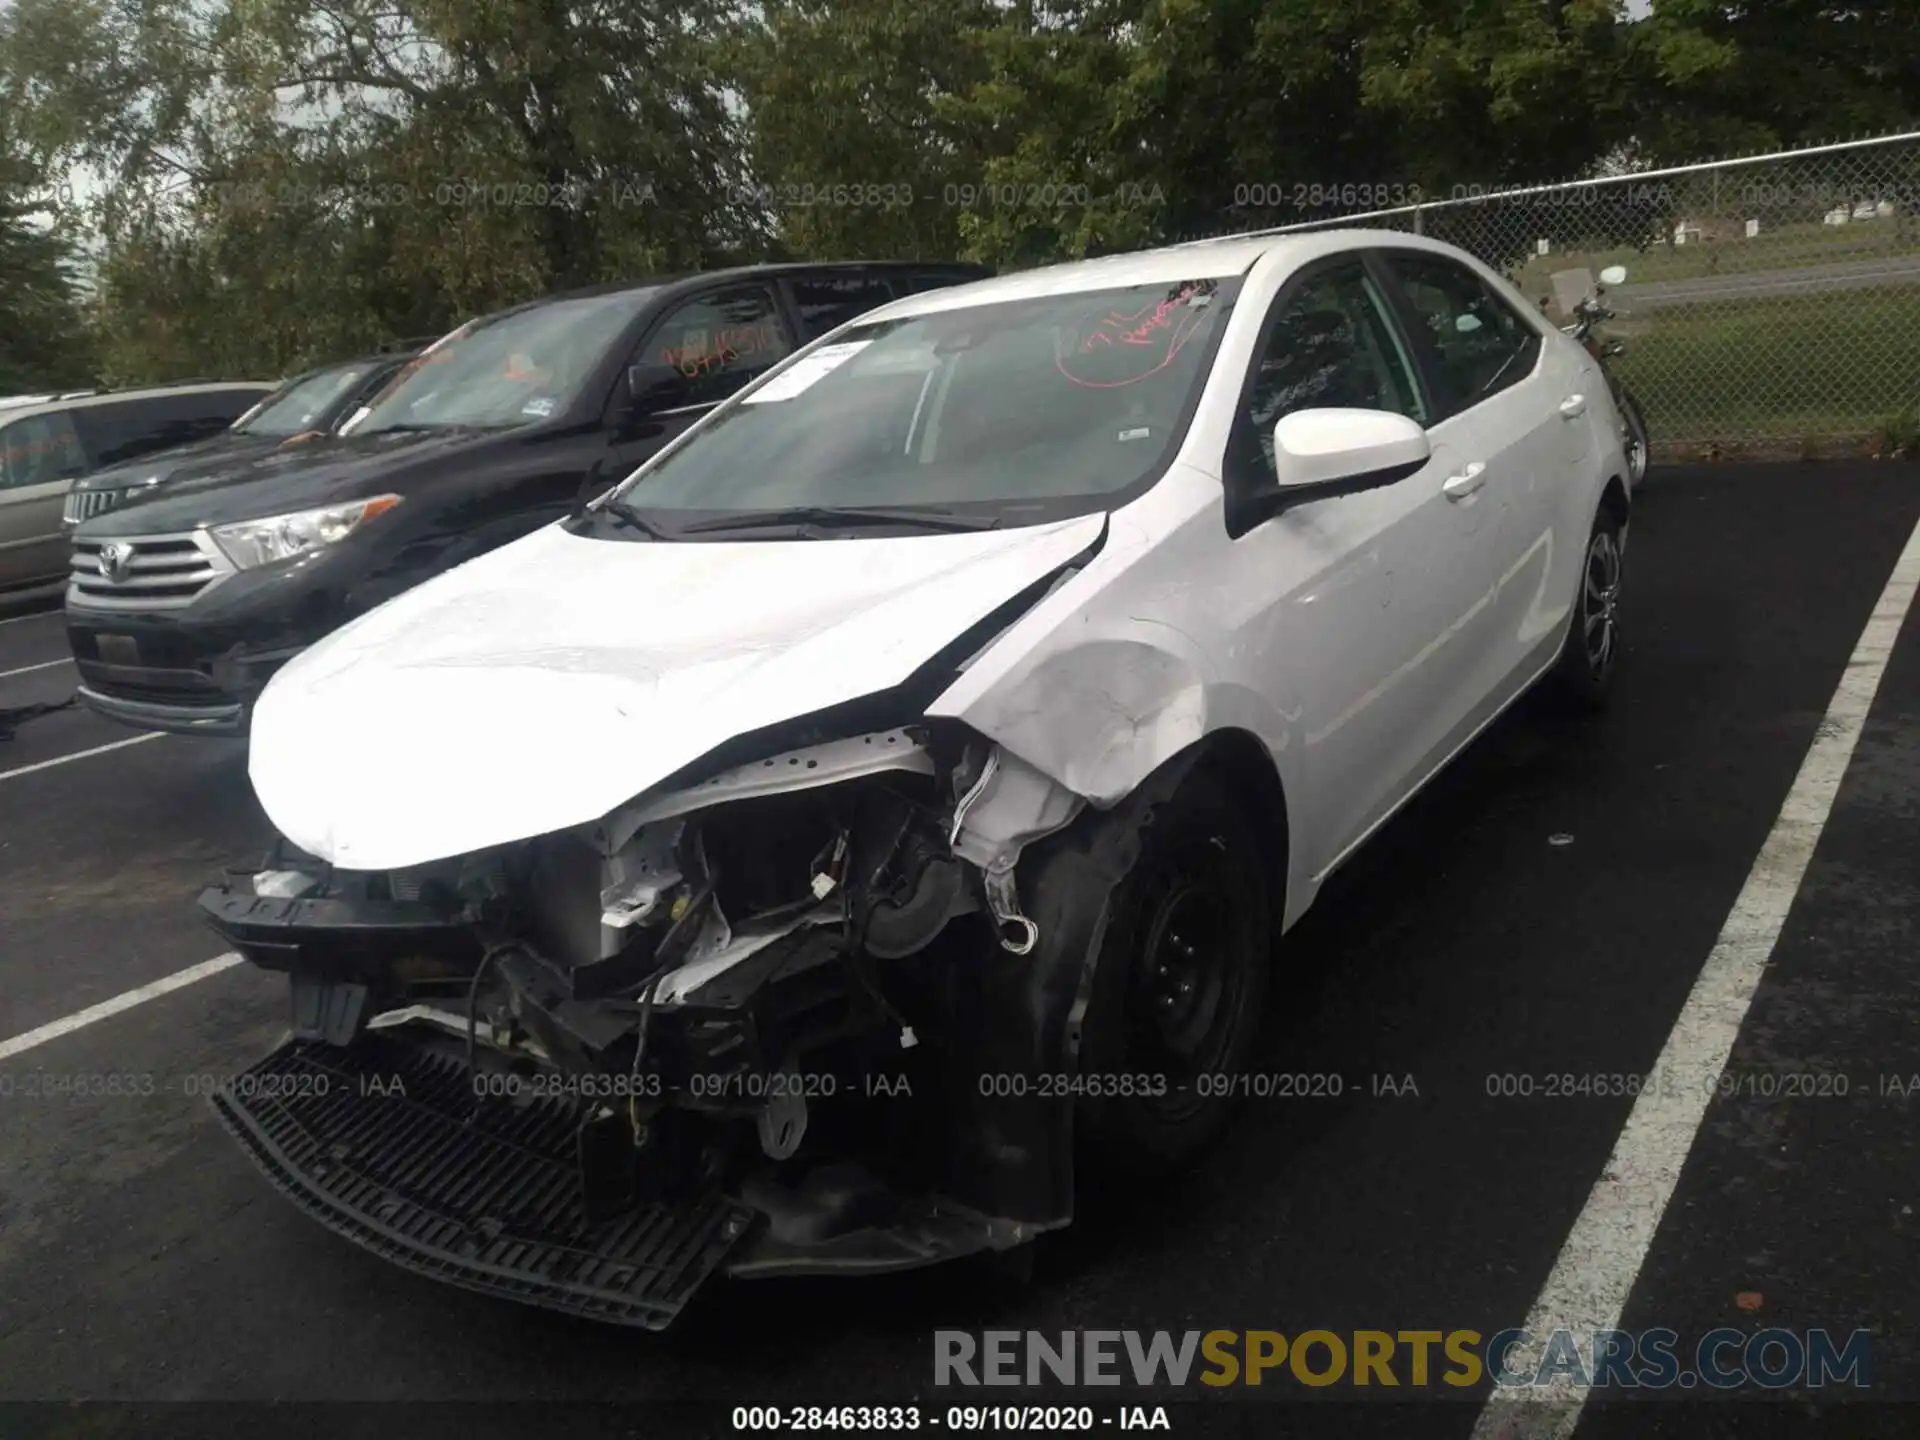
(0, 381, 272, 601)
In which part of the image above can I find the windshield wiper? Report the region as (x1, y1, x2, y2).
(594, 495, 679, 539)
(679, 505, 1001, 535)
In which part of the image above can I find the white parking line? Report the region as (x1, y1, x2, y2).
(0, 608, 60, 629)
(0, 953, 244, 1061)
(1472, 511, 1920, 1438)
(0, 657, 73, 680)
(0, 732, 162, 782)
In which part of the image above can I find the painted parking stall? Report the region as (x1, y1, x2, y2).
(0, 465, 1917, 1434)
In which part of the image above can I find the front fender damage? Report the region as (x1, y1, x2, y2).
(950, 745, 1085, 954)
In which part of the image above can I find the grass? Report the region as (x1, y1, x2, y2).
(1502, 216, 1920, 296)
(1871, 408, 1920, 458)
(1605, 288, 1920, 446)
(1392, 181, 1920, 453)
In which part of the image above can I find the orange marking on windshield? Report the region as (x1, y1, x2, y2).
(1057, 285, 1212, 390)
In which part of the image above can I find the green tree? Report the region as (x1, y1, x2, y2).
(725, 0, 1000, 262)
(919, 0, 1640, 266)
(1633, 0, 1920, 160)
(3, 0, 757, 381)
(0, 197, 96, 393)
(0, 54, 95, 392)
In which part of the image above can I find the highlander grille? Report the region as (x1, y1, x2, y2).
(68, 530, 236, 612)
(63, 487, 128, 525)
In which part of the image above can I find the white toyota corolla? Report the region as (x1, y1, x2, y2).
(201, 230, 1631, 1327)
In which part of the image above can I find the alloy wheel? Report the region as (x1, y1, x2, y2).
(1583, 529, 1623, 678)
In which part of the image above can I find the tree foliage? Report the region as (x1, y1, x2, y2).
(0, 0, 1914, 384)
(1634, 0, 1920, 160)
(0, 195, 96, 393)
(0, 43, 96, 392)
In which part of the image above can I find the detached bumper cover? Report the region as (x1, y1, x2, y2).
(209, 1034, 756, 1329)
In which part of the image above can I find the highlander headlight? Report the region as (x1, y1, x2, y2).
(210, 494, 401, 570)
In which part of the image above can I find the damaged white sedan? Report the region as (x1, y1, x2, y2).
(200, 230, 1631, 1327)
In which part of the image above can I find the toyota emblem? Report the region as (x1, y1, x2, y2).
(97, 541, 134, 584)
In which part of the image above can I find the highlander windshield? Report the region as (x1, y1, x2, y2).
(237, 362, 381, 437)
(608, 278, 1236, 525)
(352, 290, 655, 435)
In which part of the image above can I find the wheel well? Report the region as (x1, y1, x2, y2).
(1172, 729, 1291, 942)
(1600, 475, 1631, 528)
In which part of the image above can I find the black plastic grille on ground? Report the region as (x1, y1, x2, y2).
(209, 1035, 755, 1328)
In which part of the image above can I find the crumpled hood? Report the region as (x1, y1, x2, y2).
(250, 514, 1107, 870)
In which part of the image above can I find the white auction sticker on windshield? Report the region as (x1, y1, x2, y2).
(521, 396, 557, 417)
(742, 341, 872, 404)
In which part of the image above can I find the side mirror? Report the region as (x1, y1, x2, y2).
(1599, 265, 1629, 286)
(1270, 408, 1432, 492)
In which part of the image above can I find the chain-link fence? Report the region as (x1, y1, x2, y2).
(1199, 131, 1920, 459)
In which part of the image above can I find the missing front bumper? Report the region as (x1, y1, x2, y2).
(211, 1031, 1045, 1325)
(209, 1033, 756, 1329)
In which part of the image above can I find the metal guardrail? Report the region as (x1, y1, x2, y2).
(1191, 131, 1920, 455)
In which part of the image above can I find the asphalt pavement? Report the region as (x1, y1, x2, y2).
(1612, 251, 1920, 309)
(2, 462, 1918, 1438)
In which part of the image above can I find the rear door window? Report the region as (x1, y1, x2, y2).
(785, 273, 897, 342)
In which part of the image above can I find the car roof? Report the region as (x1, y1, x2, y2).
(482, 260, 995, 321)
(855, 229, 1466, 321)
(0, 380, 277, 424)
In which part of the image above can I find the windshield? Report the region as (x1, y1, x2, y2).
(351, 290, 655, 435)
(236, 362, 381, 437)
(607, 278, 1236, 525)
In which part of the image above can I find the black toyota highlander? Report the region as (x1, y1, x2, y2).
(66, 260, 991, 735)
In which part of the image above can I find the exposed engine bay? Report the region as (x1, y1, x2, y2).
(199, 722, 1113, 1328)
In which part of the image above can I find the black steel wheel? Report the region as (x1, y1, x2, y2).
(1076, 766, 1271, 1175)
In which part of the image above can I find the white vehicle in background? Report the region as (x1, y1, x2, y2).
(200, 230, 1632, 1329)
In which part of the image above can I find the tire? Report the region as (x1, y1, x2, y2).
(1549, 503, 1626, 712)
(1075, 765, 1271, 1178)
(1617, 386, 1649, 493)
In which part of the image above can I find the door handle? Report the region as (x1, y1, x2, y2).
(1559, 394, 1588, 420)
(1443, 462, 1488, 500)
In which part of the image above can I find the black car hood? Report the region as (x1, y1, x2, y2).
(76, 427, 514, 536)
(72, 431, 288, 494)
